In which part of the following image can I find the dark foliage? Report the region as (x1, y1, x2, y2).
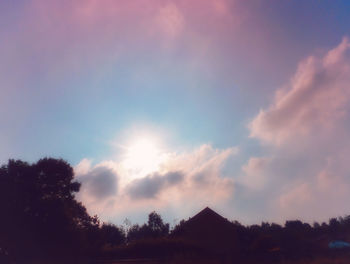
(100, 223, 126, 246)
(169, 208, 350, 263)
(0, 158, 100, 262)
(127, 211, 169, 243)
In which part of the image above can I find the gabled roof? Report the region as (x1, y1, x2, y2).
(173, 207, 239, 251)
(188, 207, 230, 224)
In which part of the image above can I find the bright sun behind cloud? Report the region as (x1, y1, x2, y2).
(121, 136, 168, 179)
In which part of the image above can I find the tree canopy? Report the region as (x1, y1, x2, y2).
(0, 158, 99, 261)
(127, 211, 170, 243)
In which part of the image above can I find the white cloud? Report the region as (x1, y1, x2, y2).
(74, 158, 92, 175)
(74, 144, 238, 223)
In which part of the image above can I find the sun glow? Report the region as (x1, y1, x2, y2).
(122, 136, 167, 178)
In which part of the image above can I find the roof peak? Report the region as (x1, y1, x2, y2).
(202, 206, 215, 212)
(192, 207, 226, 219)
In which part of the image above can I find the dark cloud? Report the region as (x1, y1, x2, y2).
(127, 171, 184, 200)
(79, 166, 118, 200)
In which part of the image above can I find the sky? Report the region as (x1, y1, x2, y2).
(1, 0, 350, 226)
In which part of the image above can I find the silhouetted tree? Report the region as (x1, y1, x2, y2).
(100, 223, 126, 246)
(127, 224, 143, 243)
(0, 158, 99, 262)
(147, 211, 170, 238)
(127, 212, 169, 243)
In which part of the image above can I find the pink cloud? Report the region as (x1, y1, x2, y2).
(241, 156, 271, 190)
(279, 183, 312, 212)
(249, 37, 350, 145)
(277, 166, 350, 222)
(264, 140, 350, 223)
(238, 38, 350, 223)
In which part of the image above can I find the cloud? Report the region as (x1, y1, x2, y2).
(233, 140, 350, 223)
(74, 158, 92, 175)
(277, 165, 350, 222)
(236, 38, 350, 223)
(240, 156, 271, 190)
(279, 183, 312, 212)
(249, 37, 350, 145)
(127, 171, 184, 200)
(76, 162, 118, 201)
(242, 157, 270, 176)
(74, 144, 238, 223)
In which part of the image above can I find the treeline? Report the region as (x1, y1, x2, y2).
(99, 213, 350, 263)
(101, 214, 350, 249)
(98, 211, 170, 247)
(1, 158, 350, 264)
(102, 212, 350, 262)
